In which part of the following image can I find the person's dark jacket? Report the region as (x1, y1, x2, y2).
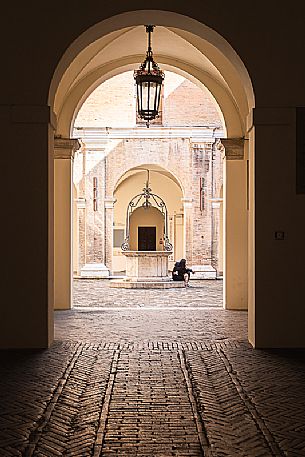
(172, 260, 193, 281)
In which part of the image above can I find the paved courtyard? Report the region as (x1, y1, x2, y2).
(1, 280, 305, 456)
(72, 279, 224, 309)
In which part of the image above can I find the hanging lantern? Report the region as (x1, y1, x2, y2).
(134, 25, 164, 127)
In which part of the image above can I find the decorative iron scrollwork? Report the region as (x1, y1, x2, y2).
(121, 237, 130, 251)
(121, 171, 172, 252)
(164, 236, 173, 251)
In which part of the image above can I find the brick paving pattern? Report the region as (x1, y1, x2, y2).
(1, 280, 305, 456)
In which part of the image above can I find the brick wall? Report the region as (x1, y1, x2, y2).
(75, 138, 222, 270)
(164, 80, 221, 127)
(73, 70, 223, 272)
(75, 73, 136, 128)
(74, 71, 223, 128)
(105, 138, 192, 197)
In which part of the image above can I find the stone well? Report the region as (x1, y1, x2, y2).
(110, 251, 184, 289)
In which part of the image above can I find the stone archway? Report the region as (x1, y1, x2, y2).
(112, 165, 185, 274)
(50, 10, 255, 342)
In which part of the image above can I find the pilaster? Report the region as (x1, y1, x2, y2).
(104, 197, 116, 274)
(251, 107, 305, 347)
(181, 197, 193, 264)
(54, 137, 80, 309)
(218, 138, 248, 309)
(210, 197, 223, 275)
(1, 104, 56, 348)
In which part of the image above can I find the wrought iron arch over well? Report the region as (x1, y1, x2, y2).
(121, 175, 173, 252)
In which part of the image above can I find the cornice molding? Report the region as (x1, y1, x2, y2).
(54, 137, 81, 159)
(181, 197, 193, 208)
(218, 138, 245, 160)
(104, 197, 116, 209)
(75, 198, 86, 209)
(73, 126, 224, 141)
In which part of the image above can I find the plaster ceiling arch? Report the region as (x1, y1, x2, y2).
(57, 57, 236, 137)
(129, 205, 166, 220)
(114, 164, 185, 198)
(55, 25, 226, 115)
(50, 10, 255, 139)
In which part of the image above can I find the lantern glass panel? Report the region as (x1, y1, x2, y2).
(142, 82, 149, 113)
(148, 82, 156, 113)
(155, 83, 161, 112)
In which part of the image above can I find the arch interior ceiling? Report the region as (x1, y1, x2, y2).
(55, 25, 249, 136)
(115, 165, 182, 192)
(72, 26, 226, 88)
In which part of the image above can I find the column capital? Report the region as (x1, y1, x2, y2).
(76, 197, 86, 209)
(181, 197, 193, 208)
(104, 197, 116, 209)
(54, 137, 81, 160)
(211, 202, 221, 209)
(217, 138, 245, 160)
(210, 197, 223, 209)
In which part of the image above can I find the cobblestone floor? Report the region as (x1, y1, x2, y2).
(72, 279, 223, 309)
(1, 280, 305, 456)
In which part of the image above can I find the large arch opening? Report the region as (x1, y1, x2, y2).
(50, 10, 255, 342)
(71, 68, 225, 285)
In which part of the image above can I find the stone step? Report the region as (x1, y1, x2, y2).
(110, 280, 185, 289)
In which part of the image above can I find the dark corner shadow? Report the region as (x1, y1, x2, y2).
(257, 347, 305, 364)
(0, 347, 53, 368)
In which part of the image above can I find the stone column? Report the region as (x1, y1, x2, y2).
(104, 197, 116, 275)
(74, 197, 86, 274)
(78, 145, 87, 269)
(181, 197, 193, 264)
(219, 138, 248, 309)
(210, 198, 223, 276)
(54, 137, 80, 310)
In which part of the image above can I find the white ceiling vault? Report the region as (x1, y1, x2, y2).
(52, 13, 254, 138)
(69, 27, 226, 91)
(115, 165, 183, 193)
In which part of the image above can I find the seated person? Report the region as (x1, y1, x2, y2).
(172, 258, 194, 287)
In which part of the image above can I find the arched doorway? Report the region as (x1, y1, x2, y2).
(50, 11, 255, 342)
(129, 207, 164, 251)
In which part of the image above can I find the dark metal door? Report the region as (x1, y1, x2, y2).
(138, 226, 156, 251)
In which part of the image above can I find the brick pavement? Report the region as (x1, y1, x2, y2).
(1, 280, 305, 456)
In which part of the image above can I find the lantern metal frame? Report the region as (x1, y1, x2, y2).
(134, 25, 164, 127)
